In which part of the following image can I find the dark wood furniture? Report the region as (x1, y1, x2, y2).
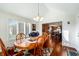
(63, 46, 77, 51)
(36, 36, 45, 55)
(0, 38, 24, 56)
(50, 42, 62, 56)
(42, 24, 49, 34)
(29, 36, 47, 56)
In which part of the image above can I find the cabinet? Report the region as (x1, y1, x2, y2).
(42, 24, 49, 34)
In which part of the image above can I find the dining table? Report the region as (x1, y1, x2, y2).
(14, 37, 38, 50)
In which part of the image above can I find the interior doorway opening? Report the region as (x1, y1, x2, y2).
(42, 21, 62, 43)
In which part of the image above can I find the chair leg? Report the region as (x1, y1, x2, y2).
(34, 48, 36, 56)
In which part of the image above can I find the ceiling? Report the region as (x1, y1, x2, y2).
(0, 3, 79, 20)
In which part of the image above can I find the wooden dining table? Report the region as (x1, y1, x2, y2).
(14, 37, 38, 50)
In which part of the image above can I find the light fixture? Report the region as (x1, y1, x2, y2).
(33, 3, 44, 21)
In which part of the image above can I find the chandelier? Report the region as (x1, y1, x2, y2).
(33, 3, 44, 21)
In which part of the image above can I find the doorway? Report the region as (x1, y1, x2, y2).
(42, 21, 62, 43)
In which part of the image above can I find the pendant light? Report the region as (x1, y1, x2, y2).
(33, 3, 44, 21)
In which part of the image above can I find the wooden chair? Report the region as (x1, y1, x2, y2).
(43, 33, 49, 48)
(0, 38, 8, 56)
(63, 46, 77, 51)
(34, 36, 45, 56)
(16, 33, 26, 43)
(29, 36, 45, 56)
(0, 38, 24, 56)
(50, 42, 62, 56)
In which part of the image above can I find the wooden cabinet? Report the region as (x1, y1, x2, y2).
(42, 24, 49, 34)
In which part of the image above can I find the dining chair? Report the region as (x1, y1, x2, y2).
(43, 33, 54, 56)
(16, 33, 26, 43)
(43, 33, 49, 48)
(34, 36, 45, 56)
(50, 42, 62, 56)
(0, 38, 8, 56)
(0, 38, 24, 56)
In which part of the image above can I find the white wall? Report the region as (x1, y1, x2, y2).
(74, 14, 79, 51)
(62, 15, 77, 48)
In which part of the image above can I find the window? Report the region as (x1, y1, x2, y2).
(8, 20, 32, 47)
(9, 20, 32, 39)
